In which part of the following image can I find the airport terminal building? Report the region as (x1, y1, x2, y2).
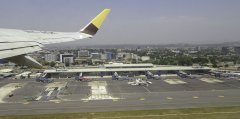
(44, 63, 211, 78)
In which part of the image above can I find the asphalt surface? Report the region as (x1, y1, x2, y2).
(0, 75, 240, 116)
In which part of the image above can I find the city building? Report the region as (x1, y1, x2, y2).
(234, 47, 240, 55)
(91, 53, 101, 60)
(60, 53, 74, 63)
(78, 50, 90, 57)
(44, 53, 57, 62)
(196, 46, 201, 51)
(141, 56, 150, 61)
(221, 47, 229, 55)
(75, 57, 91, 64)
(100, 54, 107, 60)
(106, 52, 116, 60)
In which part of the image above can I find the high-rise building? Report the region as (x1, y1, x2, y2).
(91, 53, 101, 59)
(60, 53, 74, 63)
(221, 47, 229, 55)
(234, 47, 240, 55)
(100, 54, 107, 60)
(196, 46, 201, 51)
(106, 52, 116, 60)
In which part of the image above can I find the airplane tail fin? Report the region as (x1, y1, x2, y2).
(80, 9, 111, 36)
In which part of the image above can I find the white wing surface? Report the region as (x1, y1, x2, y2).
(0, 9, 111, 68)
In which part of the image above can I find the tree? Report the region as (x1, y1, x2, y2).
(177, 56, 193, 66)
(224, 64, 229, 67)
(193, 57, 209, 65)
(50, 61, 56, 67)
(132, 59, 137, 64)
(43, 62, 49, 66)
(209, 56, 217, 67)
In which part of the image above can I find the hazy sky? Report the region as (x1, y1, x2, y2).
(0, 0, 240, 46)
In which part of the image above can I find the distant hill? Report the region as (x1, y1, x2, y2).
(45, 41, 240, 49)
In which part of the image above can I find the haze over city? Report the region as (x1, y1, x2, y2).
(0, 0, 240, 46)
(1, 0, 240, 118)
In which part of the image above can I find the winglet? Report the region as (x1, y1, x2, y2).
(80, 9, 111, 36)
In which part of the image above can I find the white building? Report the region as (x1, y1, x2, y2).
(44, 53, 57, 62)
(78, 50, 89, 57)
(91, 53, 101, 59)
(117, 52, 139, 60)
(60, 53, 74, 63)
(101, 54, 107, 60)
(141, 56, 150, 61)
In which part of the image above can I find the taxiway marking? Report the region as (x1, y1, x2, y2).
(199, 78, 223, 83)
(23, 102, 29, 105)
(167, 97, 173, 100)
(142, 86, 151, 93)
(93, 111, 240, 119)
(139, 98, 145, 101)
(113, 99, 118, 102)
(218, 95, 225, 98)
(193, 96, 199, 99)
(164, 79, 187, 84)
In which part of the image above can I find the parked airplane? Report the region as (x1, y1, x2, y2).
(211, 71, 240, 78)
(176, 71, 189, 78)
(128, 78, 152, 86)
(36, 73, 54, 83)
(75, 72, 92, 81)
(0, 69, 15, 78)
(112, 72, 135, 80)
(0, 73, 15, 79)
(145, 71, 161, 80)
(0, 9, 111, 68)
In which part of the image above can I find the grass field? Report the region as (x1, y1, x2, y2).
(0, 106, 240, 119)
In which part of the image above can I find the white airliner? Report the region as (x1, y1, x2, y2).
(0, 9, 111, 68)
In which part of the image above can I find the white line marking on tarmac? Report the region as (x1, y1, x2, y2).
(139, 98, 145, 101)
(164, 79, 186, 84)
(35, 96, 42, 101)
(142, 86, 151, 93)
(82, 81, 119, 100)
(93, 111, 240, 119)
(193, 96, 199, 99)
(23, 102, 29, 105)
(167, 97, 173, 100)
(199, 78, 223, 83)
(47, 91, 53, 97)
(224, 83, 240, 89)
(218, 95, 225, 98)
(1, 102, 240, 113)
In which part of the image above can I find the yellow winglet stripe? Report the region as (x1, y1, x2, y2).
(91, 9, 111, 29)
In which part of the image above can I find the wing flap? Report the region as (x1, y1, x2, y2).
(6, 55, 42, 68)
(0, 42, 42, 59)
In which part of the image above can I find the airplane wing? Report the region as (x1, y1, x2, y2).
(0, 9, 111, 68)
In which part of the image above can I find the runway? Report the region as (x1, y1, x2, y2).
(0, 76, 240, 116)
